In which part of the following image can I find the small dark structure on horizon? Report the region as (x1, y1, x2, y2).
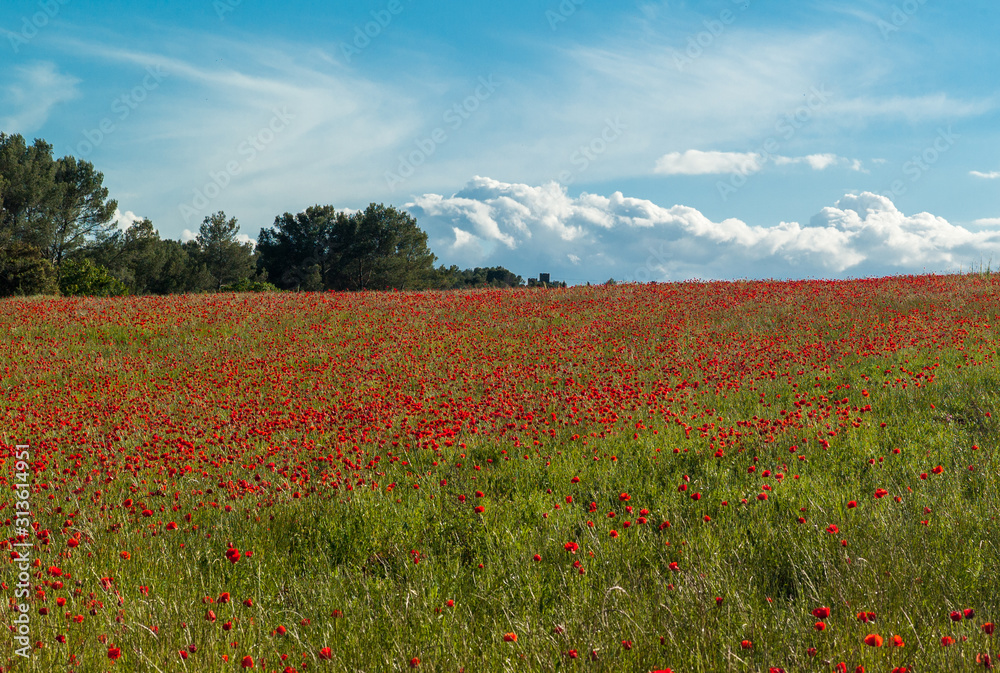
(527, 272, 566, 288)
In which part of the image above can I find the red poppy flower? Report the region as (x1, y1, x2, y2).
(740, 640, 752, 649)
(889, 634, 904, 647)
(241, 655, 254, 668)
(319, 647, 332, 660)
(107, 645, 121, 660)
(983, 622, 995, 635)
(503, 633, 517, 642)
(863, 634, 883, 647)
(812, 607, 830, 619)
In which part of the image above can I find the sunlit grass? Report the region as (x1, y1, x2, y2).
(1, 277, 998, 672)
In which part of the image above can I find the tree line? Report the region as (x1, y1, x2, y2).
(0, 132, 530, 297)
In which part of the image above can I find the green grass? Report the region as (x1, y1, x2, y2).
(1, 281, 999, 672)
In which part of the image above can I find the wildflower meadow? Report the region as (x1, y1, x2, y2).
(2, 275, 998, 672)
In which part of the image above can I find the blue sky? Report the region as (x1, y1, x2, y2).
(2, 0, 999, 283)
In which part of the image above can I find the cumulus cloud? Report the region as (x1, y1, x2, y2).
(112, 208, 144, 231)
(974, 218, 1000, 226)
(970, 170, 1000, 179)
(406, 176, 1000, 282)
(655, 150, 864, 176)
(181, 229, 197, 242)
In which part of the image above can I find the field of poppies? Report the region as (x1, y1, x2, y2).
(2, 275, 999, 672)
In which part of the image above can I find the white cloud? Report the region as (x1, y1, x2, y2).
(804, 153, 839, 170)
(654, 150, 763, 176)
(0, 62, 80, 134)
(971, 171, 1000, 179)
(773, 153, 863, 171)
(406, 177, 1000, 282)
(974, 218, 1000, 226)
(112, 208, 144, 231)
(235, 234, 256, 248)
(181, 229, 197, 242)
(828, 94, 994, 123)
(61, 38, 429, 231)
(655, 150, 864, 176)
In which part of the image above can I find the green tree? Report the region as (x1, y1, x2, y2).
(0, 241, 59, 296)
(58, 258, 128, 297)
(0, 133, 60, 250)
(258, 204, 438, 291)
(89, 218, 197, 295)
(48, 156, 118, 275)
(1, 134, 118, 278)
(192, 211, 257, 290)
(328, 204, 436, 291)
(257, 205, 339, 291)
(436, 265, 524, 289)
(150, 239, 200, 294)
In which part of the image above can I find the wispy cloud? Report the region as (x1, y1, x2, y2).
(828, 93, 995, 123)
(654, 150, 762, 176)
(0, 62, 80, 134)
(970, 170, 1000, 179)
(654, 150, 864, 176)
(45, 36, 446, 231)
